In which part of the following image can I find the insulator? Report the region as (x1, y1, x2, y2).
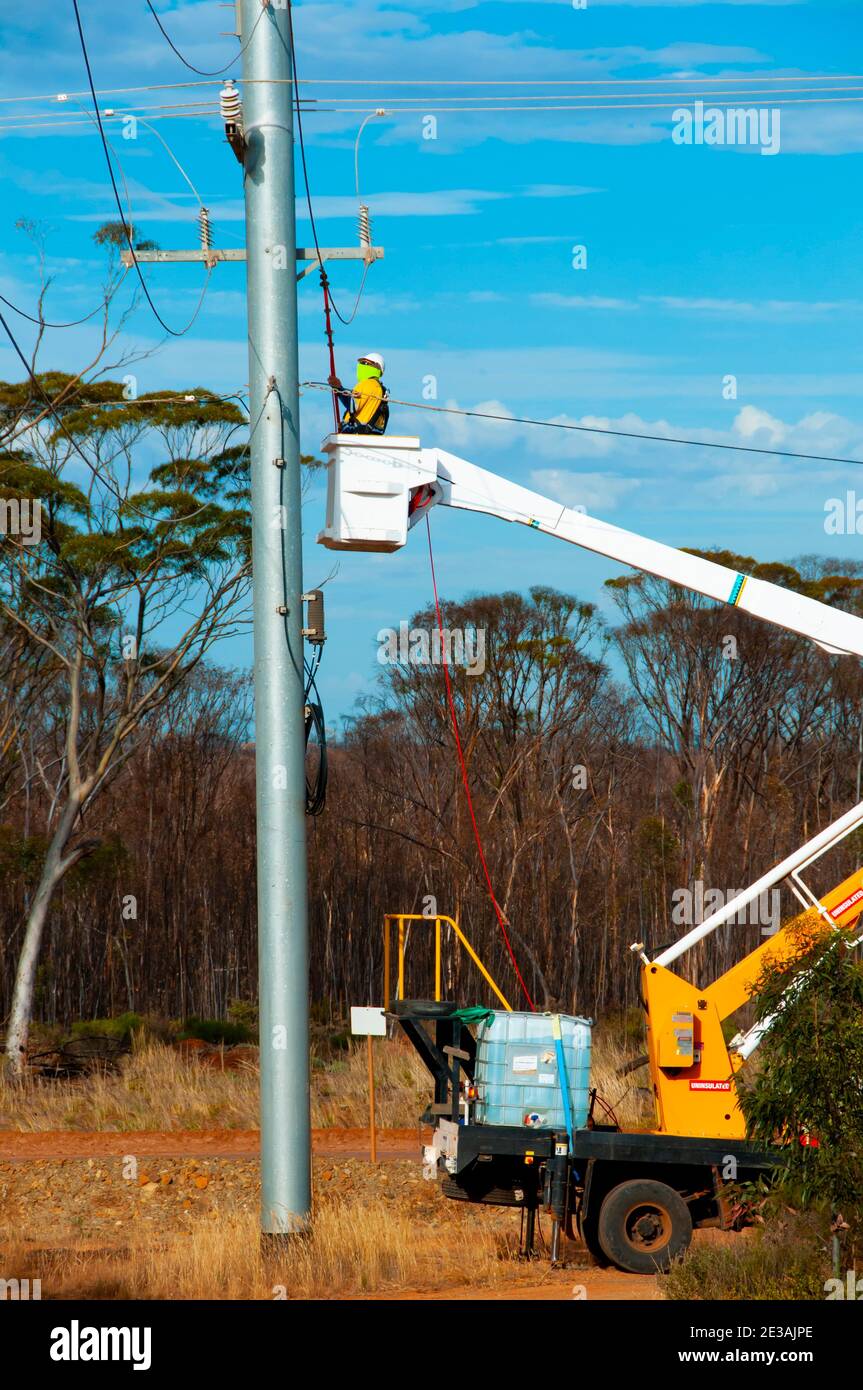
(220, 81, 243, 126)
(198, 206, 212, 255)
(358, 204, 372, 250)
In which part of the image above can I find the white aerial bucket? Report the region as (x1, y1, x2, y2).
(316, 433, 437, 553)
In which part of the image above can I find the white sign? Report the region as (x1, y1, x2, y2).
(350, 1006, 387, 1037)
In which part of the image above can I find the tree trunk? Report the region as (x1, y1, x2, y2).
(4, 797, 81, 1079)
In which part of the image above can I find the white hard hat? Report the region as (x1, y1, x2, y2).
(359, 351, 385, 373)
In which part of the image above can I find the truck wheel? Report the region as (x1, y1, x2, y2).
(597, 1179, 692, 1274)
(391, 999, 457, 1019)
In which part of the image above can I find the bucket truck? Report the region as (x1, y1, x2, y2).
(317, 432, 863, 1272)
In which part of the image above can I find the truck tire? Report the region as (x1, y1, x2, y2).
(597, 1179, 692, 1274)
(391, 999, 457, 1019)
(442, 1176, 525, 1207)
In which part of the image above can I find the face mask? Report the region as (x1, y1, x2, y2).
(356, 362, 381, 382)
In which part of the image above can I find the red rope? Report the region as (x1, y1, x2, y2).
(425, 516, 535, 1011)
(320, 267, 340, 431)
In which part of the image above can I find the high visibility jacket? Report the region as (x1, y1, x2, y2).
(340, 376, 388, 432)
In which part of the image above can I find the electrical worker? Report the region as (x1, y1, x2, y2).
(328, 351, 389, 435)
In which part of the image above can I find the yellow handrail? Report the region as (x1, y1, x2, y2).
(383, 912, 512, 1012)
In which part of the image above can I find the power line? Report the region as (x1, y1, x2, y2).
(0, 267, 131, 330)
(71, 0, 210, 340)
(286, 0, 371, 329)
(5, 91, 862, 135)
(300, 96, 863, 114)
(0, 302, 142, 510)
(0, 80, 220, 106)
(0, 110, 224, 135)
(70, 391, 248, 409)
(0, 100, 221, 125)
(292, 84, 863, 103)
(1, 70, 861, 108)
(300, 381, 863, 468)
(292, 73, 863, 85)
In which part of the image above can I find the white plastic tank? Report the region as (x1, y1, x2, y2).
(473, 1010, 592, 1130)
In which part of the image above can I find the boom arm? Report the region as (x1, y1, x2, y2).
(318, 433, 863, 658)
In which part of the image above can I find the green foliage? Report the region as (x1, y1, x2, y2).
(91, 222, 154, 251)
(598, 1007, 644, 1047)
(738, 930, 863, 1245)
(606, 548, 863, 615)
(70, 1012, 146, 1042)
(178, 1017, 253, 1045)
(635, 815, 680, 874)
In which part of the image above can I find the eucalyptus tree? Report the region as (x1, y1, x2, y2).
(0, 376, 251, 1075)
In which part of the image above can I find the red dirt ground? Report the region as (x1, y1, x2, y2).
(0, 1127, 423, 1160)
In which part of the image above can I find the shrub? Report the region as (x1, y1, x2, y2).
(178, 1017, 253, 1045)
(70, 1013, 146, 1043)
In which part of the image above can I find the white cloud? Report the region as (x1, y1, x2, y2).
(531, 292, 639, 312)
(535, 293, 863, 321)
(530, 468, 641, 512)
(644, 296, 863, 319)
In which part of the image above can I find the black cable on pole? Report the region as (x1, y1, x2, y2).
(0, 309, 243, 525)
(0, 304, 130, 507)
(304, 654, 327, 816)
(143, 0, 262, 78)
(71, 0, 206, 339)
(286, 0, 366, 328)
(0, 275, 129, 330)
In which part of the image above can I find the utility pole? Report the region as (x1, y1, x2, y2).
(122, 0, 383, 1242)
(240, 0, 310, 1239)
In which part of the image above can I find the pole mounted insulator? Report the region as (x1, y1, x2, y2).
(358, 205, 374, 264)
(198, 206, 212, 253)
(220, 80, 247, 164)
(358, 205, 371, 249)
(220, 80, 243, 124)
(198, 206, 216, 267)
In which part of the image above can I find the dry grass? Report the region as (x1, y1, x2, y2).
(0, 1030, 651, 1133)
(589, 1028, 653, 1129)
(661, 1219, 831, 1301)
(1, 1195, 523, 1300)
(0, 1038, 431, 1132)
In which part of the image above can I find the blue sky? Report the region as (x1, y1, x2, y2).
(1, 0, 862, 721)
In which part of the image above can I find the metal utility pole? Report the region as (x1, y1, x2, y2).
(240, 0, 309, 1238)
(122, 1, 383, 1242)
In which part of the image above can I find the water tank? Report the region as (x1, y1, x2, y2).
(473, 1010, 592, 1130)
